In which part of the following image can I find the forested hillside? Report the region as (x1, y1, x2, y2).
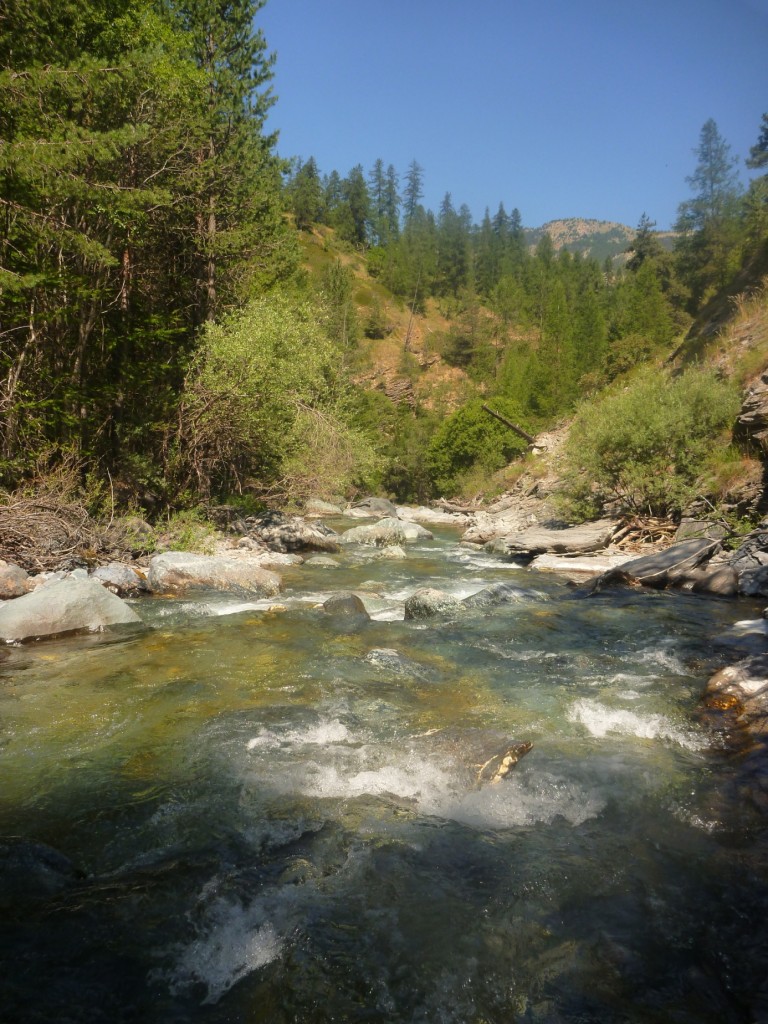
(1, 1, 767, 525)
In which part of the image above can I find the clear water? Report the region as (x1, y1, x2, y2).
(1, 527, 767, 1023)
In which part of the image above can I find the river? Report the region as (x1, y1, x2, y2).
(1, 525, 767, 1022)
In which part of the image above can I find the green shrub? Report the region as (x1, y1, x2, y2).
(558, 366, 740, 520)
(425, 398, 530, 497)
(176, 292, 377, 501)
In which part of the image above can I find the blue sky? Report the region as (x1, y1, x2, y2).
(259, 0, 768, 230)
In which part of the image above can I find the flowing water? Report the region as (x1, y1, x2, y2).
(1, 526, 767, 1023)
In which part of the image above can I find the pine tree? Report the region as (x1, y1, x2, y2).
(403, 160, 424, 223)
(674, 119, 742, 308)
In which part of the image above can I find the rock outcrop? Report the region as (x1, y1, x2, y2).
(0, 578, 142, 642)
(735, 370, 768, 453)
(487, 519, 619, 557)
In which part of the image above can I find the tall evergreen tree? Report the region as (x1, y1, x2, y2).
(403, 160, 424, 224)
(674, 118, 743, 307)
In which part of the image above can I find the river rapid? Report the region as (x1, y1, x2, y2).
(1, 524, 767, 1023)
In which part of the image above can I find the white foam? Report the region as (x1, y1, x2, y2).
(436, 772, 605, 829)
(247, 718, 352, 751)
(568, 699, 704, 750)
(167, 898, 282, 1004)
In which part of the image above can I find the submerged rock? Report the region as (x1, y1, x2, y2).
(148, 552, 280, 598)
(462, 582, 534, 609)
(404, 588, 461, 619)
(340, 517, 433, 547)
(0, 578, 142, 642)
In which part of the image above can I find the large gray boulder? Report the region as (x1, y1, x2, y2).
(340, 517, 433, 547)
(346, 496, 399, 519)
(488, 519, 618, 556)
(148, 552, 280, 598)
(247, 511, 341, 553)
(0, 579, 142, 642)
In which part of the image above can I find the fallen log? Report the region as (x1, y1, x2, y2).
(480, 405, 536, 445)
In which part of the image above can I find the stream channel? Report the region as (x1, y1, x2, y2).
(1, 523, 768, 1022)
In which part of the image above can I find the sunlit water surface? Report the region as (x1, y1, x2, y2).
(1, 527, 767, 1023)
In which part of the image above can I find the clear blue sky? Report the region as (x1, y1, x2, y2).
(258, 0, 768, 231)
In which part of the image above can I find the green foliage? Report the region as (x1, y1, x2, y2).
(165, 508, 217, 553)
(559, 366, 741, 520)
(175, 292, 377, 501)
(425, 398, 529, 496)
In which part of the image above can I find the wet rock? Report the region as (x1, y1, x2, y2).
(530, 552, 636, 580)
(0, 562, 31, 599)
(588, 538, 720, 593)
(476, 740, 533, 785)
(148, 552, 280, 598)
(488, 519, 619, 556)
(322, 591, 370, 627)
(340, 517, 433, 547)
(702, 653, 768, 746)
(304, 555, 341, 568)
(372, 545, 407, 560)
(714, 618, 768, 656)
(462, 582, 534, 608)
(346, 496, 399, 518)
(404, 587, 461, 620)
(90, 561, 149, 597)
(248, 510, 341, 553)
(364, 648, 430, 679)
(0, 838, 83, 910)
(0, 579, 142, 642)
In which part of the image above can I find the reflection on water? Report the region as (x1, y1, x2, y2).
(1, 529, 767, 1022)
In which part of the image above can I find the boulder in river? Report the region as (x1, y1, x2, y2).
(487, 519, 619, 556)
(462, 582, 535, 609)
(404, 588, 461, 619)
(322, 591, 371, 628)
(247, 511, 341, 553)
(148, 552, 280, 598)
(0, 578, 142, 642)
(345, 496, 399, 519)
(701, 653, 768, 748)
(340, 517, 433, 547)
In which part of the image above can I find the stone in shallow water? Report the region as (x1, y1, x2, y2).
(404, 588, 461, 619)
(322, 591, 371, 625)
(147, 551, 280, 598)
(0, 578, 141, 642)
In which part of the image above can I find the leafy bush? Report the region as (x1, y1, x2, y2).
(558, 366, 740, 519)
(175, 292, 377, 501)
(425, 398, 530, 496)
